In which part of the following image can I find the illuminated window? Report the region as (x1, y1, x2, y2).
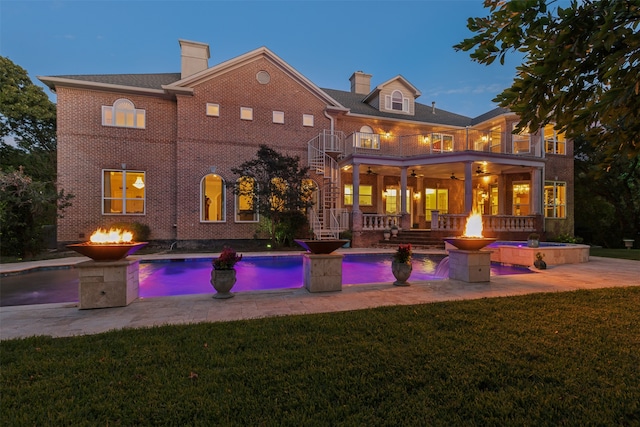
(273, 111, 284, 124)
(206, 103, 220, 117)
(490, 126, 502, 153)
(513, 182, 530, 216)
(344, 184, 372, 206)
(355, 126, 380, 149)
(544, 124, 566, 155)
(240, 107, 253, 121)
(201, 174, 225, 222)
(235, 177, 258, 222)
(102, 99, 145, 129)
(544, 181, 566, 218)
(512, 123, 531, 154)
(430, 133, 454, 152)
(102, 170, 146, 215)
(425, 188, 448, 220)
(303, 114, 314, 127)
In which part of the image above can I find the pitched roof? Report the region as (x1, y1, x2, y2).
(322, 88, 473, 127)
(42, 73, 181, 91)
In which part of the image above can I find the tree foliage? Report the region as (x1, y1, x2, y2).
(0, 56, 57, 181)
(0, 168, 73, 258)
(231, 145, 314, 246)
(455, 0, 640, 163)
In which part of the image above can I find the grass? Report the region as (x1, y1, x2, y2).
(2, 287, 639, 426)
(590, 247, 640, 261)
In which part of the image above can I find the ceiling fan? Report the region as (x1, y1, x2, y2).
(366, 167, 378, 175)
(450, 173, 460, 180)
(476, 164, 490, 176)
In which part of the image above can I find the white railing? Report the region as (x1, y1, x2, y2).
(431, 211, 536, 233)
(362, 214, 402, 230)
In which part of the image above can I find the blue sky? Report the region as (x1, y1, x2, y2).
(1, 0, 527, 118)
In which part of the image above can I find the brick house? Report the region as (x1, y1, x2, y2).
(39, 39, 574, 248)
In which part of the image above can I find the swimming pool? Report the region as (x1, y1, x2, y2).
(1, 254, 532, 306)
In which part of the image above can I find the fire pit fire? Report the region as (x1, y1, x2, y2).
(444, 212, 496, 251)
(67, 228, 147, 261)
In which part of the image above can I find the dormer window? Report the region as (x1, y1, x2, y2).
(385, 90, 409, 113)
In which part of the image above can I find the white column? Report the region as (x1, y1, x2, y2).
(352, 163, 360, 212)
(464, 161, 473, 213)
(400, 166, 408, 214)
(530, 167, 542, 215)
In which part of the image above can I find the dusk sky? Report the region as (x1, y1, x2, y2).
(1, 0, 532, 118)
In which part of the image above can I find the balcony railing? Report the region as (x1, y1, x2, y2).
(343, 128, 543, 158)
(431, 211, 537, 233)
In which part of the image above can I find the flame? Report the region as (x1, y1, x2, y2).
(89, 228, 134, 244)
(462, 212, 484, 238)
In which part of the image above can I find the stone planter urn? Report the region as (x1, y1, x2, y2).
(391, 260, 412, 286)
(390, 226, 399, 238)
(383, 229, 391, 241)
(210, 269, 237, 299)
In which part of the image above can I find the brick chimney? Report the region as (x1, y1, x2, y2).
(349, 71, 372, 95)
(179, 39, 210, 79)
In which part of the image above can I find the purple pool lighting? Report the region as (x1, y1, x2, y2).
(1, 254, 533, 306)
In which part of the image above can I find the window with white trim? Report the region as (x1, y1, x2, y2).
(102, 170, 146, 215)
(102, 99, 145, 129)
(544, 181, 566, 218)
(384, 90, 409, 112)
(344, 184, 372, 206)
(235, 177, 258, 222)
(303, 114, 314, 127)
(273, 111, 284, 124)
(354, 126, 380, 149)
(201, 174, 225, 222)
(544, 124, 566, 155)
(512, 123, 531, 154)
(206, 103, 220, 117)
(240, 107, 253, 121)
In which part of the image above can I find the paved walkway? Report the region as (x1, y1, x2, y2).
(1, 252, 638, 340)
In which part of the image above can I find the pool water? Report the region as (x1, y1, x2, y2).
(1, 254, 531, 306)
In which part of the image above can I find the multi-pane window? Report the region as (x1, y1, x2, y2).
(240, 107, 253, 121)
(490, 126, 502, 153)
(544, 181, 566, 218)
(206, 103, 220, 117)
(430, 133, 454, 152)
(235, 177, 258, 222)
(512, 123, 531, 154)
(102, 99, 145, 129)
(201, 174, 225, 222)
(385, 90, 409, 112)
(344, 184, 372, 206)
(425, 188, 448, 220)
(513, 182, 530, 216)
(102, 170, 146, 215)
(544, 124, 566, 155)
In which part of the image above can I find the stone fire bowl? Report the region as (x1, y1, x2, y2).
(294, 239, 349, 254)
(66, 242, 148, 262)
(443, 237, 497, 251)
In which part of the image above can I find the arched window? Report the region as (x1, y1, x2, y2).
(385, 90, 409, 112)
(201, 174, 225, 222)
(235, 177, 258, 222)
(102, 98, 146, 129)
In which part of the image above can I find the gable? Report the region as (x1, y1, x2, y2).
(362, 75, 421, 117)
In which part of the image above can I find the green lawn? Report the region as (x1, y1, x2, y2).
(590, 247, 640, 261)
(2, 287, 639, 426)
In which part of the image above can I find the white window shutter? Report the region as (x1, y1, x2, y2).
(385, 95, 391, 110)
(403, 98, 409, 112)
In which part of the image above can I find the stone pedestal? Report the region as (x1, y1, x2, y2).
(448, 249, 491, 283)
(76, 259, 140, 309)
(303, 253, 343, 292)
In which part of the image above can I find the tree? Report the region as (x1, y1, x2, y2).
(231, 145, 314, 246)
(0, 168, 73, 258)
(0, 56, 57, 181)
(454, 0, 640, 163)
